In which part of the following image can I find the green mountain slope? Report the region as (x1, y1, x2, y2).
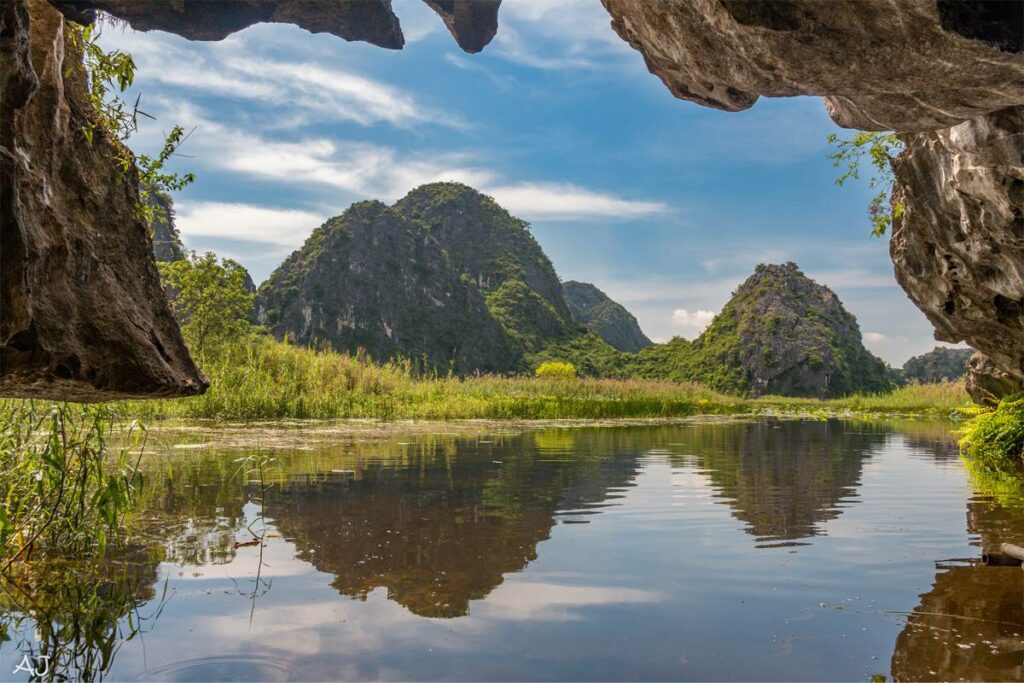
(901, 346, 973, 382)
(394, 183, 576, 351)
(255, 201, 520, 373)
(562, 281, 652, 353)
(633, 263, 893, 397)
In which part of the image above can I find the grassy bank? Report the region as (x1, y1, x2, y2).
(117, 338, 972, 421)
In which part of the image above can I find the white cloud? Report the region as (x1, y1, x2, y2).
(671, 309, 716, 338)
(863, 332, 888, 344)
(176, 201, 324, 249)
(147, 102, 666, 221)
(806, 268, 897, 289)
(486, 183, 667, 221)
(488, 0, 633, 70)
(98, 30, 458, 130)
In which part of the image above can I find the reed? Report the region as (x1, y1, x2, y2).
(118, 338, 972, 421)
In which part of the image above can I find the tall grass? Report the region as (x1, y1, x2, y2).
(120, 337, 972, 421)
(0, 403, 147, 564)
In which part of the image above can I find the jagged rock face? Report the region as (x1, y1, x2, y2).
(147, 191, 186, 263)
(891, 106, 1024, 390)
(394, 182, 575, 351)
(48, 0, 500, 52)
(601, 0, 1024, 131)
(255, 201, 521, 374)
(600, 0, 1023, 401)
(562, 281, 652, 353)
(0, 0, 206, 401)
(683, 263, 892, 398)
(901, 346, 973, 383)
(965, 352, 1024, 406)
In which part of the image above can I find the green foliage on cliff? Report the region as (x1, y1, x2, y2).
(71, 22, 194, 223)
(827, 131, 904, 236)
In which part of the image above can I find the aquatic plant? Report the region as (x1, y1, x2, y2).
(0, 403, 147, 564)
(958, 394, 1024, 500)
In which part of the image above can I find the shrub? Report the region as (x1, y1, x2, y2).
(534, 361, 577, 379)
(958, 393, 1024, 475)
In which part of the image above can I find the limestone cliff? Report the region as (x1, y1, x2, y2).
(48, 0, 500, 52)
(600, 0, 1023, 131)
(891, 106, 1024, 390)
(255, 201, 521, 374)
(562, 281, 652, 353)
(394, 183, 576, 353)
(634, 263, 893, 398)
(901, 347, 973, 384)
(0, 0, 205, 400)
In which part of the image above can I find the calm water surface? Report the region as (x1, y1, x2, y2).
(1, 419, 1021, 681)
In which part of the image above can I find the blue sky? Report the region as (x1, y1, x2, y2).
(99, 0, 961, 366)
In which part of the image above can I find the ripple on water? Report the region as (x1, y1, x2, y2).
(139, 655, 290, 682)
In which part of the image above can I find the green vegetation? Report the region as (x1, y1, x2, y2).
(158, 252, 256, 362)
(0, 403, 147, 564)
(561, 281, 652, 353)
(256, 183, 603, 376)
(958, 394, 1024, 499)
(629, 263, 893, 398)
(108, 335, 971, 422)
(71, 20, 194, 223)
(827, 131, 904, 236)
(535, 361, 577, 379)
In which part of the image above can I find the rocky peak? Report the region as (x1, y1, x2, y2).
(562, 281, 652, 353)
(687, 262, 892, 397)
(255, 199, 521, 374)
(394, 182, 575, 343)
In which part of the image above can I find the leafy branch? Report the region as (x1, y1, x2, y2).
(69, 21, 195, 225)
(827, 131, 904, 237)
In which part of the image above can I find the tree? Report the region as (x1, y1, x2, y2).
(158, 253, 254, 360)
(827, 131, 904, 237)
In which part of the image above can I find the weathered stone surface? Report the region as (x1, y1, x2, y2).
(562, 281, 652, 353)
(0, 0, 206, 401)
(891, 106, 1024, 392)
(423, 0, 500, 53)
(966, 352, 1024, 406)
(601, 0, 1024, 131)
(48, 0, 501, 52)
(49, 0, 404, 45)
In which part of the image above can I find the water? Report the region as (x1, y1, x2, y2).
(1, 419, 1021, 681)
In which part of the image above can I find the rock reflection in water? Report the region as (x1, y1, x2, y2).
(667, 420, 882, 543)
(264, 429, 644, 617)
(891, 493, 1024, 682)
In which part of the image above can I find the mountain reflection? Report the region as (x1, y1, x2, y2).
(890, 495, 1024, 682)
(264, 430, 644, 617)
(666, 420, 882, 543)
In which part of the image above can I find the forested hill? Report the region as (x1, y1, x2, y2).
(630, 263, 894, 398)
(254, 183, 616, 373)
(562, 281, 652, 353)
